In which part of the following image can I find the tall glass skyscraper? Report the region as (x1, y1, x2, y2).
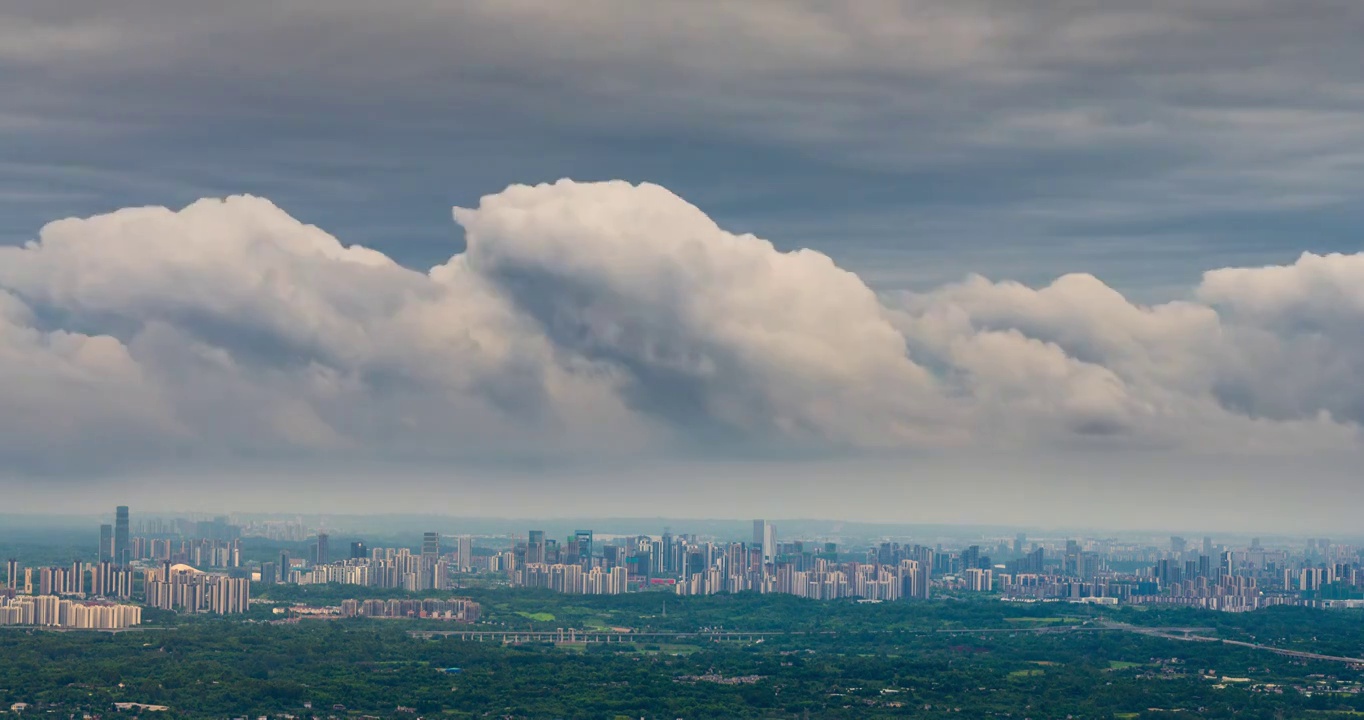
(114, 506, 130, 565)
(314, 533, 329, 565)
(528, 530, 545, 564)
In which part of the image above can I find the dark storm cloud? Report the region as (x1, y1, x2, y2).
(2, 1, 1363, 292)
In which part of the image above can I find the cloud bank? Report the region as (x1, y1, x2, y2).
(0, 179, 1360, 480)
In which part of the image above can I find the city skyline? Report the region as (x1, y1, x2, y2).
(9, 506, 1364, 616)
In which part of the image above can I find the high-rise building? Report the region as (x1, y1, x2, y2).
(457, 536, 474, 570)
(528, 530, 545, 565)
(752, 520, 775, 563)
(114, 506, 130, 565)
(5, 559, 17, 591)
(99, 524, 113, 563)
(574, 531, 593, 568)
(279, 551, 290, 582)
(313, 534, 329, 565)
(962, 545, 981, 571)
(68, 560, 83, 595)
(422, 532, 441, 558)
(965, 567, 993, 592)
(350, 541, 368, 560)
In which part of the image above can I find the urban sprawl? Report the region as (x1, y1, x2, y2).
(5, 509, 1364, 630)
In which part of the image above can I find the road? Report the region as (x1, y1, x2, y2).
(416, 621, 1364, 665)
(1095, 622, 1364, 665)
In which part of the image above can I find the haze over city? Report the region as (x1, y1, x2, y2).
(4, 1, 1364, 530)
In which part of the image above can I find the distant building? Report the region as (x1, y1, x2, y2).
(457, 536, 474, 571)
(144, 565, 250, 615)
(0, 595, 141, 629)
(528, 530, 545, 565)
(752, 520, 775, 563)
(114, 506, 130, 565)
(313, 533, 329, 565)
(422, 532, 441, 559)
(574, 531, 593, 568)
(99, 524, 113, 562)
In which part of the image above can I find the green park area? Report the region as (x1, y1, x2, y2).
(6, 587, 1364, 718)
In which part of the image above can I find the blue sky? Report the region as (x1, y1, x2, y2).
(2, 1, 1364, 527)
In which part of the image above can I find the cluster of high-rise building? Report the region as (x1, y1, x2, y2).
(143, 564, 251, 615)
(6, 559, 137, 601)
(518, 564, 631, 595)
(489, 521, 938, 601)
(238, 517, 309, 542)
(12, 506, 1364, 617)
(2, 506, 254, 618)
(0, 595, 141, 629)
(676, 559, 924, 601)
(484, 526, 1364, 611)
(282, 541, 455, 592)
(989, 535, 1364, 611)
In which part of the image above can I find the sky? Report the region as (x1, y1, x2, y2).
(2, 1, 1364, 531)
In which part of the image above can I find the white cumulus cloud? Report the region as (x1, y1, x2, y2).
(0, 179, 1360, 477)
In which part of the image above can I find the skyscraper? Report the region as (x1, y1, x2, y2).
(313, 534, 329, 565)
(422, 532, 441, 559)
(114, 506, 130, 565)
(752, 520, 775, 563)
(574, 530, 593, 568)
(350, 541, 368, 560)
(99, 524, 113, 563)
(457, 536, 474, 571)
(6, 559, 16, 591)
(528, 530, 545, 565)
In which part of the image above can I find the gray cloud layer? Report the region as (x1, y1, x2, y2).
(1, 180, 1360, 481)
(4, 1, 1363, 294)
